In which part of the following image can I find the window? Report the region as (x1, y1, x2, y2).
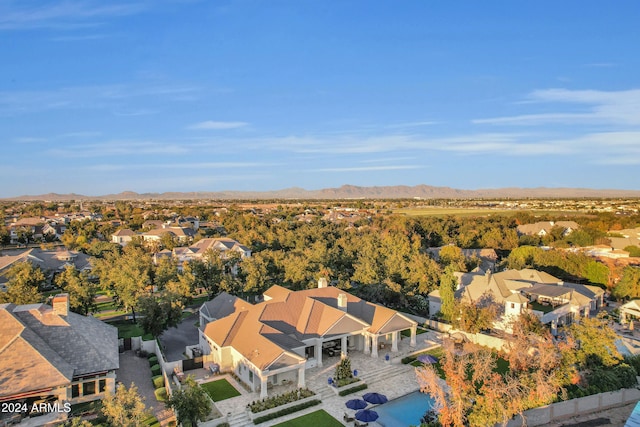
(511, 303, 515, 309)
(83, 381, 96, 396)
(71, 384, 79, 398)
(99, 379, 106, 393)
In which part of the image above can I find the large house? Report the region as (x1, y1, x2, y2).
(154, 238, 251, 272)
(429, 268, 605, 334)
(0, 295, 119, 412)
(0, 248, 92, 291)
(516, 221, 579, 237)
(199, 279, 418, 398)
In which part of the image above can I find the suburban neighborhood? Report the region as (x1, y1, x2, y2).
(1, 198, 640, 427)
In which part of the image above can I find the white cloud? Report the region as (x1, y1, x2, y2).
(0, 1, 146, 31)
(187, 121, 249, 130)
(312, 165, 422, 172)
(473, 88, 640, 126)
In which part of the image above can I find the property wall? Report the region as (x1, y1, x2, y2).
(503, 388, 640, 427)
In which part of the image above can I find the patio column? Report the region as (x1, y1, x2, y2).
(260, 376, 268, 399)
(391, 331, 398, 352)
(297, 365, 305, 388)
(371, 335, 378, 358)
(364, 334, 370, 354)
(341, 336, 348, 357)
(316, 342, 323, 367)
(410, 324, 417, 347)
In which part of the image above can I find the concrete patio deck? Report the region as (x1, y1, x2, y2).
(202, 330, 442, 427)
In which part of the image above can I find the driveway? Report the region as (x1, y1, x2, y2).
(117, 350, 175, 426)
(158, 313, 200, 362)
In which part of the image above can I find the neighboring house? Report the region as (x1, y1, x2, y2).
(190, 238, 251, 259)
(429, 268, 604, 334)
(111, 228, 137, 246)
(0, 248, 92, 289)
(199, 279, 418, 398)
(609, 227, 640, 251)
(620, 300, 640, 324)
(141, 226, 196, 244)
(427, 247, 499, 272)
(517, 221, 580, 237)
(0, 294, 118, 410)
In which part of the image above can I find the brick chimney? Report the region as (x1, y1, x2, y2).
(52, 293, 70, 316)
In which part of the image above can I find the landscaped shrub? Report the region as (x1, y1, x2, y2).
(151, 364, 161, 377)
(152, 375, 164, 389)
(154, 387, 168, 402)
(147, 352, 156, 359)
(247, 388, 315, 413)
(148, 356, 158, 366)
(252, 399, 320, 424)
(334, 357, 353, 383)
(338, 383, 368, 396)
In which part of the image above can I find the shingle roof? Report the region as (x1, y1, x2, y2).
(0, 302, 119, 399)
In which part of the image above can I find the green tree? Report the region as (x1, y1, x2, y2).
(92, 246, 153, 321)
(101, 383, 149, 427)
(167, 376, 212, 427)
(154, 257, 179, 290)
(55, 265, 98, 315)
(581, 260, 609, 287)
(438, 266, 457, 322)
(624, 245, 640, 257)
(613, 266, 640, 300)
(0, 261, 44, 304)
(438, 245, 466, 271)
(137, 294, 184, 337)
(567, 313, 622, 368)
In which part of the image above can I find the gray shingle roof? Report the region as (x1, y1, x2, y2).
(0, 302, 119, 398)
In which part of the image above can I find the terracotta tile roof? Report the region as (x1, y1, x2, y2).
(203, 285, 416, 372)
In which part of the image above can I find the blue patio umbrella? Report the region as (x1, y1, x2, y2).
(417, 354, 439, 364)
(355, 409, 379, 422)
(345, 399, 368, 410)
(363, 392, 388, 405)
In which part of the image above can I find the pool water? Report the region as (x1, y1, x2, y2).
(375, 391, 435, 427)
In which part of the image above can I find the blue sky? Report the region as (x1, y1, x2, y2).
(1, 0, 639, 197)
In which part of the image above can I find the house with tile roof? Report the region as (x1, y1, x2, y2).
(199, 279, 417, 398)
(111, 228, 137, 246)
(0, 294, 118, 411)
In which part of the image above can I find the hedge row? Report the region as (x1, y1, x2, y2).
(152, 375, 164, 389)
(252, 399, 321, 424)
(338, 383, 368, 396)
(151, 364, 161, 377)
(154, 387, 168, 402)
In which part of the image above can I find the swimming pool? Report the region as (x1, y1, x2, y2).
(375, 391, 435, 427)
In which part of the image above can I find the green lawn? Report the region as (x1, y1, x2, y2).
(200, 379, 241, 402)
(401, 327, 428, 338)
(272, 410, 343, 427)
(108, 320, 146, 339)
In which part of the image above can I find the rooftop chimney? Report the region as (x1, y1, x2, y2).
(337, 293, 348, 311)
(52, 293, 70, 316)
(318, 277, 328, 288)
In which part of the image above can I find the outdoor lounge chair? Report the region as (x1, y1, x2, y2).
(354, 422, 368, 427)
(344, 412, 355, 422)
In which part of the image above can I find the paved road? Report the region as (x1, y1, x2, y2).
(159, 313, 200, 362)
(117, 350, 175, 426)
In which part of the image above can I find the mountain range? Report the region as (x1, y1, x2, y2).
(3, 185, 640, 201)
